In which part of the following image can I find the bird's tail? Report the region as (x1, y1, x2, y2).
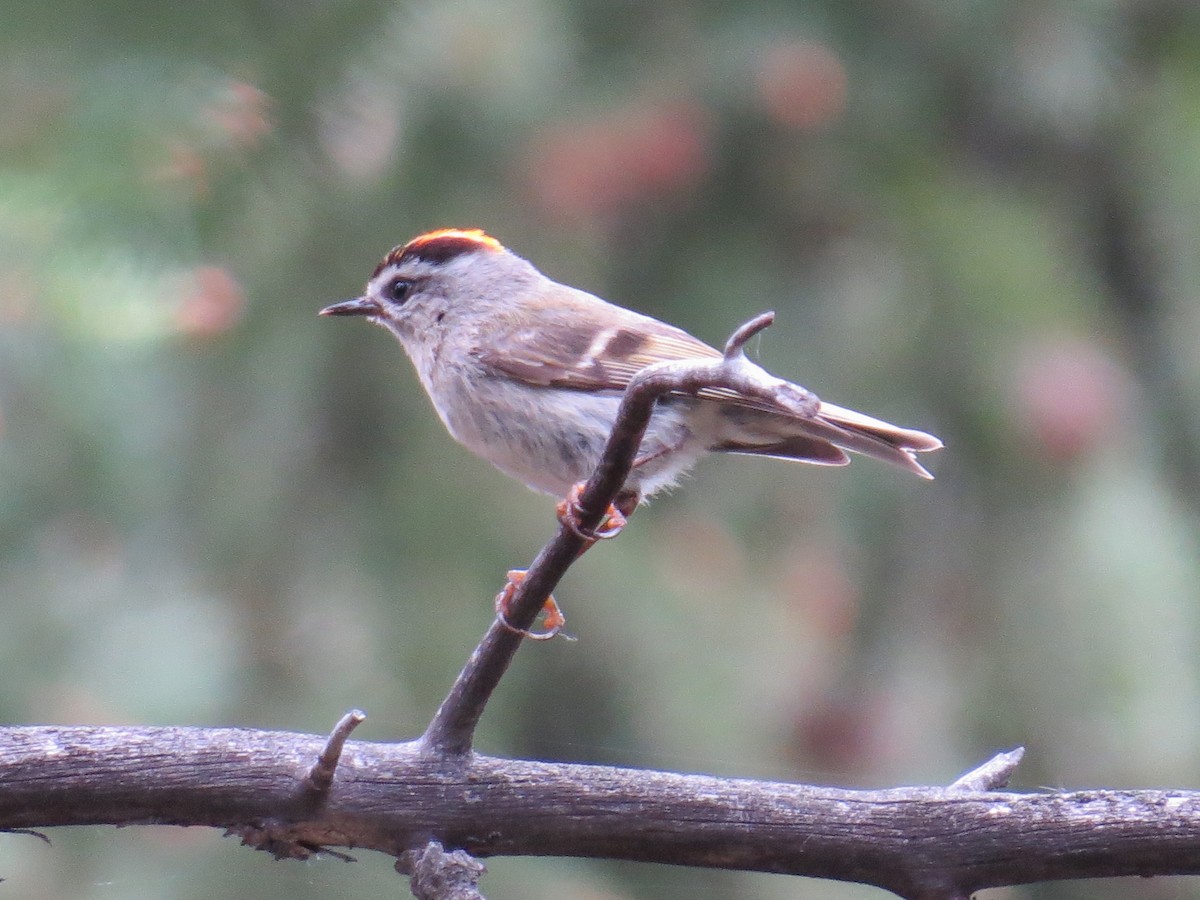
(711, 400, 943, 479)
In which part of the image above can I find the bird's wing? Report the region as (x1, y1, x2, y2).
(473, 299, 715, 388)
(472, 287, 811, 416)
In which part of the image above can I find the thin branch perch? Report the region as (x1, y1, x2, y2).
(421, 312, 815, 757)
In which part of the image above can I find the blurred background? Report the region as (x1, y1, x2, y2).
(2, 0, 1200, 898)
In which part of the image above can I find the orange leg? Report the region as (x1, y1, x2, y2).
(494, 569, 569, 641)
(556, 483, 637, 544)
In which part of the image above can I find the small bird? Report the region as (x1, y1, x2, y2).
(321, 229, 941, 515)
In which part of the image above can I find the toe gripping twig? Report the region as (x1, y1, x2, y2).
(421, 312, 801, 757)
(556, 482, 628, 545)
(494, 569, 571, 642)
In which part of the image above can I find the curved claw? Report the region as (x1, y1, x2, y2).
(494, 569, 570, 641)
(556, 483, 629, 544)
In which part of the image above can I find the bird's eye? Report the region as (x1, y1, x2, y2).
(385, 278, 413, 304)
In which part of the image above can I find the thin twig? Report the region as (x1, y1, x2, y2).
(2, 827, 51, 844)
(305, 709, 367, 796)
(420, 312, 808, 757)
(722, 310, 776, 357)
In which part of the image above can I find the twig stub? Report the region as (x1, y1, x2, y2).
(305, 709, 367, 796)
(947, 747, 1026, 793)
(397, 841, 487, 900)
(723, 310, 775, 358)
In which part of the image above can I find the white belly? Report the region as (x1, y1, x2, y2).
(429, 369, 706, 499)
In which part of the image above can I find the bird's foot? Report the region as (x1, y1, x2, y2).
(556, 482, 632, 544)
(494, 569, 571, 641)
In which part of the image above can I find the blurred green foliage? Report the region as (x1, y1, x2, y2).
(3, 1, 1200, 898)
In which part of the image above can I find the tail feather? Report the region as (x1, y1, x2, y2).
(711, 434, 851, 467)
(808, 401, 942, 479)
(712, 401, 942, 479)
(816, 402, 944, 452)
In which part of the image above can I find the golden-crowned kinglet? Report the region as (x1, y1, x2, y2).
(321, 229, 941, 509)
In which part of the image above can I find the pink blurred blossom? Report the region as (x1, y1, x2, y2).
(1013, 336, 1130, 462)
(150, 80, 271, 196)
(754, 40, 847, 131)
(522, 99, 711, 223)
(791, 690, 884, 775)
(204, 80, 272, 150)
(175, 266, 246, 338)
(778, 541, 860, 639)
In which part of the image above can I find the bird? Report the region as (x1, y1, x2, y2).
(321, 228, 940, 507)
(321, 229, 941, 636)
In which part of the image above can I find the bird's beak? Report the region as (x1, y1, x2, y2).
(319, 296, 381, 317)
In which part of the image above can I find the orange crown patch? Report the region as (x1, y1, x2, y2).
(409, 228, 503, 254)
(375, 228, 504, 276)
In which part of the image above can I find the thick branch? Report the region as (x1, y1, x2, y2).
(3, 726, 1200, 898)
(421, 312, 807, 756)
